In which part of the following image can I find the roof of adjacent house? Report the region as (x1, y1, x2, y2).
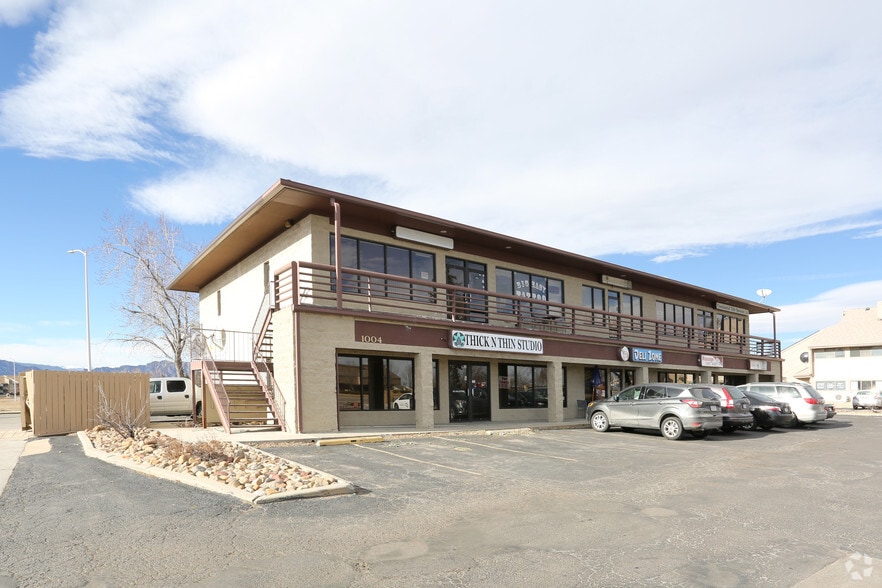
(805, 304, 882, 349)
(168, 179, 779, 316)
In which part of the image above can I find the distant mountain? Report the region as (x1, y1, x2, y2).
(0, 359, 178, 378)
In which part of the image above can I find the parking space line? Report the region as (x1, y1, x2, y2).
(544, 434, 654, 452)
(436, 437, 578, 461)
(355, 443, 483, 476)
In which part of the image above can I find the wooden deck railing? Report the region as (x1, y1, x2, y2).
(273, 261, 780, 359)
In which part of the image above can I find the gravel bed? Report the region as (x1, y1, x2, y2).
(83, 425, 343, 499)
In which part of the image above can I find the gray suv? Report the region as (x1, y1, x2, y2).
(737, 382, 827, 426)
(587, 383, 723, 440)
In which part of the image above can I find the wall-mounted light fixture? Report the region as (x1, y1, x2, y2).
(394, 226, 454, 249)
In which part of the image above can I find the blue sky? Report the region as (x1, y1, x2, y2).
(1, 1, 881, 370)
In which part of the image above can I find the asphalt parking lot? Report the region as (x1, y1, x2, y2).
(2, 414, 882, 587)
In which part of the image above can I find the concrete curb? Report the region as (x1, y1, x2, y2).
(76, 431, 355, 504)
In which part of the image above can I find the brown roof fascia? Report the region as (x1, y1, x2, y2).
(168, 179, 779, 316)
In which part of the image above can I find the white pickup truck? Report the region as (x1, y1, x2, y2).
(149, 377, 201, 417)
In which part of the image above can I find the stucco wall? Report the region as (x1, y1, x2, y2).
(199, 214, 329, 333)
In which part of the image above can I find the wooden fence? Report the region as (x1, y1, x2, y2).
(20, 371, 150, 437)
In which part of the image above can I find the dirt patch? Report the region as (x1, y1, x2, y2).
(0, 397, 21, 413)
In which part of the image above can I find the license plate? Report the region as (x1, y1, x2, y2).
(710, 405, 719, 412)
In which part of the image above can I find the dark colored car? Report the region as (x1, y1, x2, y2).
(689, 384, 754, 432)
(740, 389, 795, 430)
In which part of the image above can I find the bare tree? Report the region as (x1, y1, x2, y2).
(101, 214, 199, 376)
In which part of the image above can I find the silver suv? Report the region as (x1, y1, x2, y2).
(587, 383, 723, 440)
(689, 384, 754, 432)
(737, 382, 827, 426)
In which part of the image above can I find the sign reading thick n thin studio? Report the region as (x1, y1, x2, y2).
(450, 330, 544, 354)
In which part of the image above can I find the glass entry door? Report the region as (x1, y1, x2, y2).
(446, 258, 487, 323)
(448, 362, 491, 422)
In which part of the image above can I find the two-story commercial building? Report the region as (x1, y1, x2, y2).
(169, 179, 781, 434)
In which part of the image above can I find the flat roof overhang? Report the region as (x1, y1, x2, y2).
(169, 179, 779, 316)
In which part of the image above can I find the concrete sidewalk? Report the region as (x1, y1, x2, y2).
(0, 416, 32, 498)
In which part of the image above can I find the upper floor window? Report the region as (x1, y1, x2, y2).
(582, 286, 604, 310)
(607, 291, 643, 332)
(849, 348, 882, 357)
(716, 314, 745, 334)
(496, 268, 563, 318)
(656, 301, 693, 325)
(696, 309, 714, 329)
(331, 235, 435, 300)
(447, 257, 487, 322)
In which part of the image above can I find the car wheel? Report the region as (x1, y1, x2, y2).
(590, 412, 610, 432)
(760, 424, 774, 430)
(745, 414, 759, 431)
(194, 402, 202, 419)
(853, 402, 859, 409)
(721, 425, 737, 434)
(660, 416, 683, 440)
(690, 430, 708, 439)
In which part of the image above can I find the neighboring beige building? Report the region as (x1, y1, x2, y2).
(170, 180, 782, 434)
(783, 302, 882, 404)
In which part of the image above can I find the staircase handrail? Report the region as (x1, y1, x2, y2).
(251, 358, 286, 432)
(192, 330, 232, 434)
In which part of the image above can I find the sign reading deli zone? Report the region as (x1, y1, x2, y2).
(450, 330, 544, 354)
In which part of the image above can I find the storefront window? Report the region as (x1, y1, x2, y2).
(657, 371, 697, 385)
(336, 355, 416, 411)
(498, 364, 548, 409)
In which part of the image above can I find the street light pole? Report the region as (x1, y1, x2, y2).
(68, 249, 92, 372)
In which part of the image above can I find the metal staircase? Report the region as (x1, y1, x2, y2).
(197, 293, 286, 433)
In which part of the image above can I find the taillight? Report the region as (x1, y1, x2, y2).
(768, 407, 781, 413)
(721, 388, 734, 409)
(804, 398, 819, 405)
(680, 398, 702, 408)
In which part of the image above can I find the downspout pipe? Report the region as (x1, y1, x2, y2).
(332, 199, 342, 309)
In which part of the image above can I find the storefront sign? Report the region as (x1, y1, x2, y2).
(631, 347, 663, 363)
(749, 359, 769, 370)
(450, 330, 544, 354)
(602, 274, 633, 289)
(700, 354, 724, 368)
(715, 302, 749, 316)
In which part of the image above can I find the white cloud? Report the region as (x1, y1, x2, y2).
(1, 1, 881, 259)
(0, 0, 53, 26)
(750, 281, 882, 342)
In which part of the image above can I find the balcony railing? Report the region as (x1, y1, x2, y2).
(274, 261, 780, 359)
